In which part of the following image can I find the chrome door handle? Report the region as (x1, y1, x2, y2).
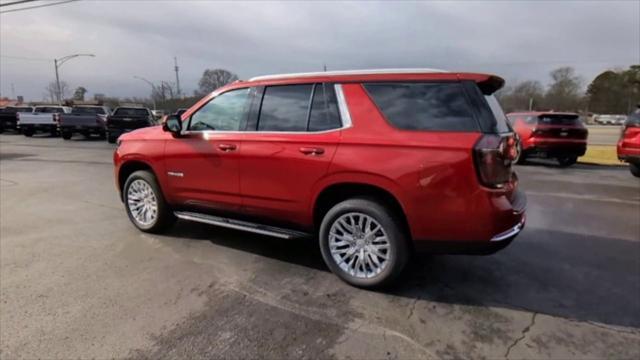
(217, 143, 237, 152)
(299, 147, 324, 155)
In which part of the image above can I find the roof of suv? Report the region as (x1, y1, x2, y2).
(240, 68, 504, 91)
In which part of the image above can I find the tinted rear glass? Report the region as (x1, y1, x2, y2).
(114, 108, 149, 117)
(626, 111, 640, 126)
(363, 82, 478, 131)
(308, 83, 342, 131)
(72, 107, 105, 115)
(538, 114, 580, 126)
(2, 107, 31, 113)
(258, 84, 312, 132)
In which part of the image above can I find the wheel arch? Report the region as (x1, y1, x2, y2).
(118, 160, 157, 200)
(312, 181, 411, 240)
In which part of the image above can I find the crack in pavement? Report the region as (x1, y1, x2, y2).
(504, 312, 537, 359)
(407, 297, 418, 320)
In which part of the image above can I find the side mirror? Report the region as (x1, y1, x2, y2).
(163, 115, 182, 136)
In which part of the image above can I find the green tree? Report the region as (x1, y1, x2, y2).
(73, 86, 87, 101)
(586, 65, 640, 114)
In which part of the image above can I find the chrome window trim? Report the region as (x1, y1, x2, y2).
(180, 83, 352, 136)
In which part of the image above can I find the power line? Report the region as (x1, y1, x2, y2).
(0, 0, 39, 8)
(0, 0, 79, 14)
(0, 55, 51, 62)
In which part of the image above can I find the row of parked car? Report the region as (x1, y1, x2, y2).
(0, 105, 186, 144)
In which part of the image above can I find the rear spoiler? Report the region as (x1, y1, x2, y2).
(476, 75, 505, 95)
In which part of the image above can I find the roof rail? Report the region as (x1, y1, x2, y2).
(249, 68, 448, 81)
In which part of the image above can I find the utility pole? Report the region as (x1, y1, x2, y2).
(54, 59, 61, 104)
(11, 83, 15, 99)
(53, 53, 95, 105)
(174, 57, 181, 98)
(529, 97, 534, 111)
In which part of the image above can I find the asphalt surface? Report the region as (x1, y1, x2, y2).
(1, 133, 639, 359)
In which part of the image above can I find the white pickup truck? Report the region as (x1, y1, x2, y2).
(18, 106, 71, 137)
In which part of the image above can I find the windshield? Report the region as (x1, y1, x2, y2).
(114, 108, 149, 117)
(72, 107, 105, 115)
(484, 95, 511, 133)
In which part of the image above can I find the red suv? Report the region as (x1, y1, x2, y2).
(114, 69, 526, 287)
(617, 110, 640, 177)
(507, 112, 588, 166)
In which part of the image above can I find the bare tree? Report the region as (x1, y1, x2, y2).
(73, 86, 88, 101)
(44, 81, 69, 103)
(497, 80, 545, 112)
(196, 69, 238, 96)
(545, 67, 584, 111)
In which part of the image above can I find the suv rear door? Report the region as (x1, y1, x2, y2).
(238, 83, 343, 227)
(163, 88, 252, 212)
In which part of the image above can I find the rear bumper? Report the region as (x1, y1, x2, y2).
(19, 123, 57, 132)
(524, 140, 587, 158)
(60, 125, 105, 133)
(413, 189, 526, 255)
(617, 144, 640, 163)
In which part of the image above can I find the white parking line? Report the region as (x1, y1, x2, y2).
(526, 191, 640, 205)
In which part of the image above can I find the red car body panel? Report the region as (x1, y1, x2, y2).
(508, 111, 588, 156)
(617, 124, 640, 161)
(114, 71, 525, 250)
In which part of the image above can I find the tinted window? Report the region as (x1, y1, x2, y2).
(309, 84, 342, 131)
(36, 107, 64, 113)
(72, 107, 105, 115)
(364, 83, 478, 131)
(258, 84, 312, 132)
(114, 108, 149, 117)
(189, 88, 250, 131)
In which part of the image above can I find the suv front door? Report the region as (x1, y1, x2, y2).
(164, 88, 251, 212)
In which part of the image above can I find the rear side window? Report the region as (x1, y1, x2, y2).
(363, 82, 478, 131)
(258, 84, 312, 131)
(309, 84, 341, 131)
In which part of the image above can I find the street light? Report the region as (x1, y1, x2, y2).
(133, 76, 157, 110)
(54, 53, 95, 105)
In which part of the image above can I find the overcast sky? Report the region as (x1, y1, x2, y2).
(1, 0, 638, 101)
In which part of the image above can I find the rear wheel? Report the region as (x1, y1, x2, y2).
(557, 156, 577, 167)
(107, 134, 117, 144)
(61, 131, 72, 140)
(319, 198, 409, 288)
(630, 163, 640, 178)
(23, 128, 34, 137)
(123, 170, 175, 233)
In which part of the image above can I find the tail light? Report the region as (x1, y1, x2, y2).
(53, 113, 60, 124)
(473, 134, 516, 189)
(16, 113, 20, 123)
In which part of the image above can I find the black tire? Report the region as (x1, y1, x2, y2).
(630, 163, 640, 178)
(123, 170, 175, 233)
(61, 131, 72, 140)
(23, 128, 34, 137)
(107, 134, 117, 144)
(0, 126, 4, 134)
(557, 156, 577, 167)
(98, 132, 106, 140)
(319, 198, 409, 288)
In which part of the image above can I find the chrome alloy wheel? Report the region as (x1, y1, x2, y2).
(329, 212, 390, 279)
(127, 179, 158, 226)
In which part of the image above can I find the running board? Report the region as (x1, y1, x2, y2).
(174, 211, 310, 239)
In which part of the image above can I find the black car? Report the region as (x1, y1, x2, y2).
(106, 107, 156, 143)
(0, 106, 34, 133)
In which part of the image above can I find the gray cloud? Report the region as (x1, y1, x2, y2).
(1, 0, 638, 101)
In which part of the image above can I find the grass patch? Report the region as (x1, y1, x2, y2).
(579, 145, 624, 166)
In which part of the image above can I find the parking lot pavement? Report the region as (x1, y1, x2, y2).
(1, 134, 639, 359)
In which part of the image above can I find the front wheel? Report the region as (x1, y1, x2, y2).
(123, 170, 175, 233)
(557, 156, 577, 167)
(61, 131, 72, 140)
(630, 163, 640, 178)
(319, 198, 409, 288)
